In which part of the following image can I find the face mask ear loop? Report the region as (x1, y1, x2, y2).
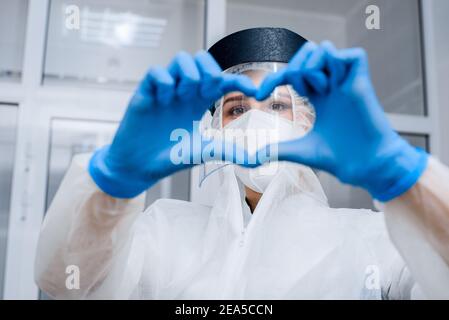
(219, 98, 224, 130)
(286, 84, 299, 128)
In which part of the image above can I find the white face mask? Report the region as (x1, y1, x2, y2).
(223, 109, 305, 193)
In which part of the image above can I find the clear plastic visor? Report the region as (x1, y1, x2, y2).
(199, 62, 315, 187)
(212, 62, 314, 130)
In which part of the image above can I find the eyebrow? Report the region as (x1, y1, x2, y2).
(223, 96, 245, 105)
(223, 92, 291, 105)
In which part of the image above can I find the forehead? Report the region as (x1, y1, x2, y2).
(224, 69, 290, 99)
(240, 69, 267, 86)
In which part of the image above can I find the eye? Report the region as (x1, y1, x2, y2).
(229, 105, 249, 117)
(269, 102, 291, 112)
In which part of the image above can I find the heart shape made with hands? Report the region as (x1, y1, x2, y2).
(210, 42, 338, 167)
(89, 41, 427, 202)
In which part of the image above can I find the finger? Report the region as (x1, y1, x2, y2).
(320, 41, 346, 89)
(303, 43, 327, 71)
(303, 70, 328, 95)
(249, 133, 329, 171)
(302, 43, 330, 94)
(220, 74, 257, 97)
(168, 51, 201, 101)
(147, 67, 175, 106)
(257, 42, 316, 100)
(255, 69, 287, 101)
(194, 51, 223, 100)
(194, 51, 222, 77)
(285, 41, 318, 97)
(285, 59, 313, 98)
(132, 69, 159, 111)
(289, 41, 318, 69)
(194, 133, 253, 166)
(334, 47, 370, 83)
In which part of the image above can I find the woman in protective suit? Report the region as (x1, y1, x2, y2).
(35, 28, 449, 299)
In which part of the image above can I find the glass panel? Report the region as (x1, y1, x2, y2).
(45, 118, 190, 210)
(44, 0, 205, 89)
(319, 133, 429, 210)
(346, 0, 425, 115)
(0, 104, 18, 299)
(45, 119, 117, 209)
(0, 0, 28, 82)
(400, 133, 428, 151)
(226, 0, 425, 115)
(41, 117, 190, 299)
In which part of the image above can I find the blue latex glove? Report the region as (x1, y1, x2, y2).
(256, 41, 428, 202)
(89, 51, 256, 198)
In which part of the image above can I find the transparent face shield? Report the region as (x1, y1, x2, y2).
(199, 62, 315, 187)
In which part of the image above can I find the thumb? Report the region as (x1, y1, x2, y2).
(220, 74, 257, 97)
(199, 135, 257, 166)
(303, 70, 329, 95)
(253, 133, 328, 171)
(335, 48, 370, 84)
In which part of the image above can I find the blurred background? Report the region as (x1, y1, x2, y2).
(0, 0, 448, 299)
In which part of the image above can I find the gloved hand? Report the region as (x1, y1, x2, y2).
(89, 51, 256, 198)
(256, 41, 429, 202)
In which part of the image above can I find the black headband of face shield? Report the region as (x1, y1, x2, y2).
(207, 27, 308, 115)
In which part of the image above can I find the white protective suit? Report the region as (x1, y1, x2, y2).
(34, 152, 449, 300)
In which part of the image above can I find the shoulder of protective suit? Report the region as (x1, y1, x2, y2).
(326, 207, 407, 283)
(325, 207, 388, 237)
(327, 207, 380, 216)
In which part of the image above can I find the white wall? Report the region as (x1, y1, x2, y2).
(226, 1, 347, 47)
(431, 0, 449, 165)
(0, 0, 28, 76)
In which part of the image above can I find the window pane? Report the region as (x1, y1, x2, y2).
(400, 133, 428, 151)
(318, 133, 429, 210)
(0, 0, 28, 82)
(44, 0, 205, 89)
(226, 0, 425, 115)
(0, 104, 18, 299)
(45, 119, 118, 210)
